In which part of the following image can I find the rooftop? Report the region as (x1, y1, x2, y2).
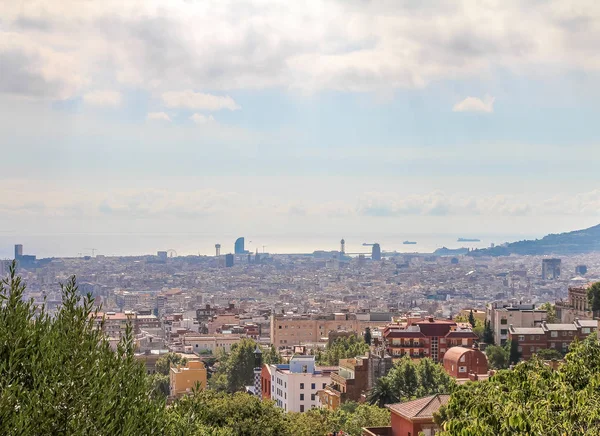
(388, 394, 451, 420)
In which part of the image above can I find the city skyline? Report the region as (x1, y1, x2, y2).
(2, 1, 600, 244)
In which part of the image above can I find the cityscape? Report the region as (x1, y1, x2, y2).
(3, 0, 600, 434)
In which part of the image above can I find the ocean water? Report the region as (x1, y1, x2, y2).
(0, 232, 539, 259)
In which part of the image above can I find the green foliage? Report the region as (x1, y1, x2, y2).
(364, 327, 372, 345)
(588, 282, 600, 314)
(156, 352, 188, 375)
(287, 403, 390, 436)
(482, 319, 495, 345)
(317, 335, 370, 366)
(210, 338, 260, 393)
(167, 390, 288, 435)
(150, 373, 171, 398)
(534, 348, 563, 360)
(538, 302, 558, 323)
(263, 344, 282, 365)
(438, 336, 600, 435)
(367, 356, 455, 407)
(508, 339, 521, 365)
(485, 344, 509, 369)
(468, 310, 476, 328)
(0, 262, 168, 435)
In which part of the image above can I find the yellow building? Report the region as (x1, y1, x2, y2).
(459, 309, 486, 324)
(170, 361, 207, 398)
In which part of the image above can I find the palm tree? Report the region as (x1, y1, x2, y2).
(367, 377, 399, 408)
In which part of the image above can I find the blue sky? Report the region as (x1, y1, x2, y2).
(1, 0, 600, 255)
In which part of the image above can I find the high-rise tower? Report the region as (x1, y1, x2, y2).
(215, 244, 221, 257)
(340, 238, 345, 255)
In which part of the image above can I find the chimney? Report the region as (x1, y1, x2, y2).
(428, 316, 434, 323)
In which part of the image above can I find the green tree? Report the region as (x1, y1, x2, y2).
(211, 338, 260, 393)
(534, 348, 563, 360)
(588, 282, 600, 315)
(538, 302, 558, 323)
(437, 336, 600, 435)
(364, 327, 372, 345)
(150, 373, 170, 398)
(366, 376, 399, 407)
(317, 335, 370, 366)
(263, 344, 282, 365)
(0, 262, 168, 435)
(156, 352, 188, 375)
(468, 310, 476, 328)
(482, 319, 495, 345)
(508, 339, 521, 365)
(485, 344, 509, 369)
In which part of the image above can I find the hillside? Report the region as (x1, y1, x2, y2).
(468, 223, 600, 256)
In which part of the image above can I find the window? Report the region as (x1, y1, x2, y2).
(550, 342, 555, 348)
(501, 319, 508, 325)
(568, 331, 573, 336)
(535, 335, 540, 340)
(311, 383, 315, 389)
(300, 405, 304, 412)
(518, 346, 523, 352)
(284, 393, 286, 399)
(500, 329, 507, 335)
(322, 383, 326, 389)
(311, 394, 315, 401)
(530, 346, 535, 352)
(458, 366, 467, 373)
(300, 383, 304, 389)
(439, 338, 446, 344)
(583, 328, 591, 334)
(300, 394, 304, 401)
(518, 335, 525, 341)
(562, 331, 567, 337)
(460, 355, 465, 362)
(551, 331, 558, 338)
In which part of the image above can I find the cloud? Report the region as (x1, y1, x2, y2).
(162, 90, 240, 111)
(146, 112, 171, 122)
(190, 114, 215, 125)
(3, 0, 600, 99)
(83, 90, 122, 107)
(453, 95, 495, 113)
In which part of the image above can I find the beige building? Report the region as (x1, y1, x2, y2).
(556, 285, 594, 323)
(270, 312, 392, 348)
(182, 333, 243, 354)
(486, 302, 547, 346)
(170, 361, 207, 398)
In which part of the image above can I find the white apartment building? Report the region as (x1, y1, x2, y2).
(268, 356, 334, 413)
(182, 334, 243, 354)
(487, 302, 547, 345)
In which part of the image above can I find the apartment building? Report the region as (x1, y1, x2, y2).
(318, 352, 393, 410)
(383, 318, 478, 362)
(555, 285, 594, 323)
(264, 356, 334, 412)
(270, 312, 392, 348)
(169, 360, 207, 398)
(509, 319, 597, 360)
(182, 333, 243, 354)
(487, 302, 547, 346)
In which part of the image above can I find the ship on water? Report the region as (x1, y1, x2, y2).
(403, 241, 417, 245)
(457, 237, 481, 242)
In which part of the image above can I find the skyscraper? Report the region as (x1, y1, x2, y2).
(234, 237, 247, 254)
(14, 244, 23, 260)
(542, 258, 561, 280)
(225, 254, 234, 267)
(371, 243, 381, 261)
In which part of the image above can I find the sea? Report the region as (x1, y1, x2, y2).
(0, 232, 540, 259)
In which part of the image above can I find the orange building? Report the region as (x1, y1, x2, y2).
(442, 346, 488, 379)
(170, 361, 207, 398)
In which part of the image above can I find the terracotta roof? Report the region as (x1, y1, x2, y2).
(445, 331, 478, 339)
(442, 346, 474, 363)
(384, 331, 426, 339)
(388, 394, 451, 420)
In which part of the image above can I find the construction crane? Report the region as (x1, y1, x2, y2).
(85, 248, 98, 257)
(262, 245, 267, 253)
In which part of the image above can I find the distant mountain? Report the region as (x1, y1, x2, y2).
(469, 223, 600, 256)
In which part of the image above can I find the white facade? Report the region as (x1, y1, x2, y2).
(183, 334, 242, 354)
(269, 356, 332, 413)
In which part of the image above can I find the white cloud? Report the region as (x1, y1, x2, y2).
(2, 1, 600, 98)
(453, 95, 495, 113)
(162, 90, 240, 111)
(146, 111, 171, 122)
(190, 113, 215, 125)
(83, 90, 122, 107)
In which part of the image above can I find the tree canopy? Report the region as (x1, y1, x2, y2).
(437, 336, 600, 435)
(367, 356, 455, 407)
(316, 335, 370, 366)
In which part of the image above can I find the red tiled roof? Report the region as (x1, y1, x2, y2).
(445, 331, 478, 339)
(388, 394, 451, 420)
(416, 324, 454, 337)
(384, 331, 426, 339)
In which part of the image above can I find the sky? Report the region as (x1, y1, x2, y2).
(1, 0, 600, 256)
